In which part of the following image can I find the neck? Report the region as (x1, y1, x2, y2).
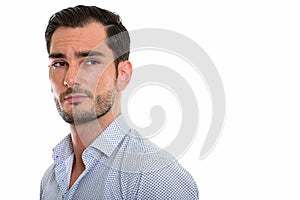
(70, 111, 120, 151)
(70, 97, 121, 157)
(67, 96, 122, 188)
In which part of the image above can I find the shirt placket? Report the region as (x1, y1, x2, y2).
(64, 149, 98, 200)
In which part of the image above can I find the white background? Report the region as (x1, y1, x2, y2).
(0, 0, 299, 199)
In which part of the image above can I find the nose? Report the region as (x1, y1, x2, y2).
(64, 64, 80, 87)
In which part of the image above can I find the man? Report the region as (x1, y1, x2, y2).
(40, 5, 199, 199)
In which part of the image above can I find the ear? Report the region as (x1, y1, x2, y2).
(116, 60, 132, 91)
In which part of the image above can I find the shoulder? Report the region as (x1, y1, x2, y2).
(40, 163, 65, 200)
(40, 163, 56, 190)
(120, 130, 199, 199)
(138, 160, 199, 199)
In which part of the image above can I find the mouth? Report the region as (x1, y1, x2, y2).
(64, 94, 90, 103)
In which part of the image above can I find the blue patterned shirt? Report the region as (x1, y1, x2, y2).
(40, 115, 199, 199)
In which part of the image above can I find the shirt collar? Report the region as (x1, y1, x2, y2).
(52, 114, 130, 162)
(90, 114, 129, 157)
(52, 134, 73, 163)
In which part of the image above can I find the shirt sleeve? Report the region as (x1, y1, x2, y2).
(136, 161, 199, 199)
(40, 164, 56, 200)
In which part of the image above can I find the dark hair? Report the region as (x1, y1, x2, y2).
(45, 5, 130, 70)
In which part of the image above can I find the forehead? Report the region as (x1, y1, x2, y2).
(50, 22, 109, 55)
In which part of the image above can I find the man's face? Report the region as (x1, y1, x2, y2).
(48, 22, 117, 124)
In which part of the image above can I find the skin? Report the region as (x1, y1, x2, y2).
(48, 22, 132, 188)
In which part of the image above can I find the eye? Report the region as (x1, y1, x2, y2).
(85, 59, 101, 66)
(51, 61, 67, 68)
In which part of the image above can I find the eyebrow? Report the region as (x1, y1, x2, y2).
(48, 51, 105, 59)
(48, 53, 65, 59)
(77, 51, 105, 58)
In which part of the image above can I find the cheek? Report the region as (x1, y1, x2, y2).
(49, 76, 63, 99)
(94, 66, 116, 91)
(50, 81, 60, 99)
(95, 77, 112, 94)
(95, 76, 116, 94)
(49, 68, 67, 94)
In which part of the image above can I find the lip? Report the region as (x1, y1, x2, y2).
(64, 94, 89, 103)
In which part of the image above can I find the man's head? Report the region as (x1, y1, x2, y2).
(46, 5, 132, 125)
(45, 5, 130, 72)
